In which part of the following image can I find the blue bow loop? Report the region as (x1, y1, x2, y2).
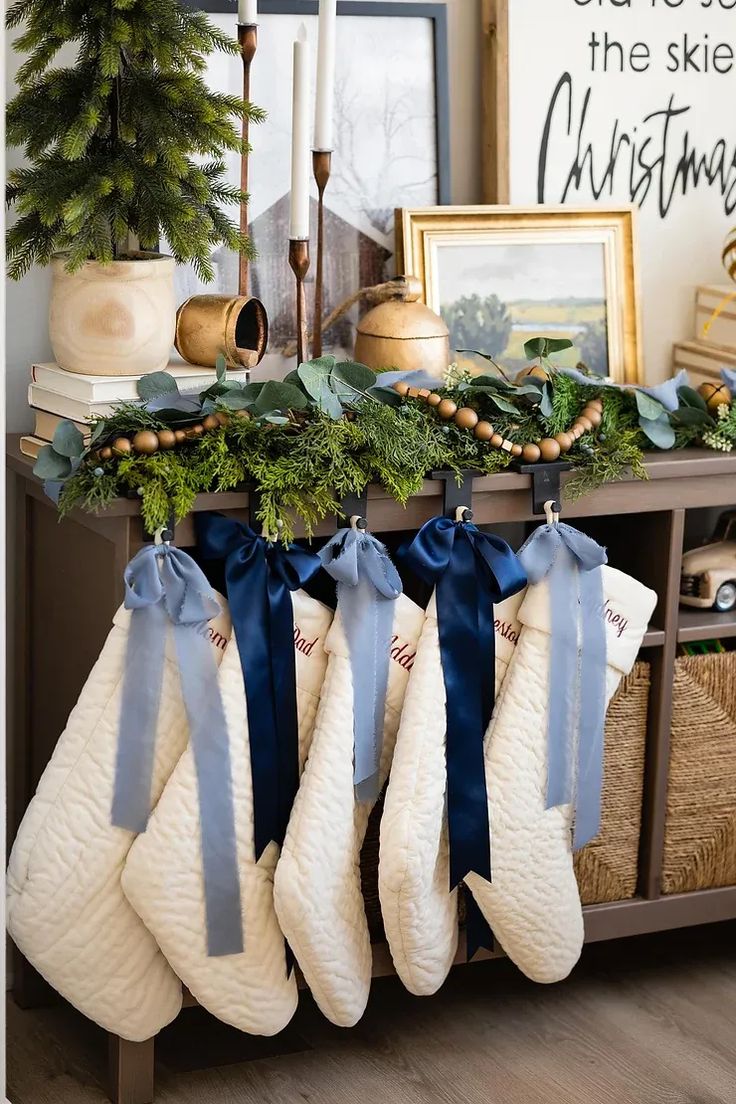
(518, 523, 608, 850)
(195, 512, 323, 864)
(400, 516, 526, 956)
(113, 543, 243, 958)
(320, 530, 402, 800)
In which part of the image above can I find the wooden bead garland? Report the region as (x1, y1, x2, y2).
(392, 384, 604, 464)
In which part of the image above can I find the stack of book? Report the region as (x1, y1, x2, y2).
(21, 360, 248, 459)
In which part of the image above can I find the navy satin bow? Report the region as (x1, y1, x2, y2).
(400, 517, 527, 954)
(112, 543, 243, 957)
(196, 513, 323, 860)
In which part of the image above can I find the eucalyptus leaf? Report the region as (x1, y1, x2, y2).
(331, 361, 377, 402)
(546, 337, 574, 353)
(524, 337, 546, 359)
(639, 413, 676, 449)
(216, 354, 227, 383)
(677, 385, 708, 412)
(137, 371, 180, 401)
(367, 385, 403, 407)
(263, 414, 290, 425)
(469, 374, 513, 391)
(89, 420, 106, 445)
(635, 389, 667, 422)
(315, 385, 345, 420)
(297, 358, 335, 401)
(479, 391, 520, 415)
(52, 420, 85, 458)
(148, 407, 204, 424)
(219, 394, 255, 411)
(540, 381, 554, 418)
(672, 406, 714, 428)
(33, 445, 73, 480)
(254, 380, 309, 415)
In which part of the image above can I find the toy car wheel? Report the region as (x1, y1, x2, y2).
(714, 581, 736, 613)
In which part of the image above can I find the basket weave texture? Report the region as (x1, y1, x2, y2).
(574, 661, 650, 904)
(662, 652, 736, 895)
(359, 660, 650, 934)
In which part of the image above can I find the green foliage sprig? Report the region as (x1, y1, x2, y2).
(33, 348, 736, 541)
(6, 0, 264, 279)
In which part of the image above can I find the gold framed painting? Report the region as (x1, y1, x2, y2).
(397, 205, 643, 384)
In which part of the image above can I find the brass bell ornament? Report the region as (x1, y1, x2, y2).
(354, 276, 450, 375)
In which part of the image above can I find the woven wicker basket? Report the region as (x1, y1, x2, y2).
(662, 652, 736, 895)
(360, 660, 650, 933)
(573, 661, 650, 904)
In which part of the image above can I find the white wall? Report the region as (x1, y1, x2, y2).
(3, 0, 481, 431)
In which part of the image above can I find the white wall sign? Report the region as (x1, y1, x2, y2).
(507, 0, 735, 381)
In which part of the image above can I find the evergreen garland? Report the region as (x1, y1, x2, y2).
(6, 0, 264, 279)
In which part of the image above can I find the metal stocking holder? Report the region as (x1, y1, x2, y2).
(513, 460, 573, 517)
(143, 508, 176, 544)
(431, 469, 482, 523)
(338, 491, 368, 531)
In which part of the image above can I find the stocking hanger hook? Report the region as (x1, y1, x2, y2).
(544, 499, 560, 526)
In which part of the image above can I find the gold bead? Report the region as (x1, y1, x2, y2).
(577, 415, 593, 433)
(539, 437, 562, 462)
(427, 392, 442, 407)
(571, 424, 584, 440)
(112, 437, 132, 456)
(157, 429, 177, 450)
(522, 442, 541, 463)
(474, 420, 494, 441)
(216, 411, 230, 426)
(174, 429, 187, 443)
(490, 433, 504, 448)
(554, 432, 573, 453)
(393, 381, 410, 396)
(133, 430, 160, 455)
(588, 398, 604, 413)
(510, 443, 523, 458)
(202, 414, 220, 432)
(583, 407, 602, 428)
(235, 409, 251, 421)
(437, 399, 458, 420)
(454, 407, 479, 431)
(99, 446, 113, 461)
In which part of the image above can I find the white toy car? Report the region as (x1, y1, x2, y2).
(680, 511, 736, 613)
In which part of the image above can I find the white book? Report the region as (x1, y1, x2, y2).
(30, 360, 246, 402)
(28, 385, 118, 422)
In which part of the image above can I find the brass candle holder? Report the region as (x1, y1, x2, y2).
(289, 239, 311, 365)
(237, 22, 258, 297)
(312, 149, 332, 358)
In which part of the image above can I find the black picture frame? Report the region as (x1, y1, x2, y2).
(189, 1, 451, 204)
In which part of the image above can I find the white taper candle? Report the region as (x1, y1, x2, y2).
(238, 0, 258, 25)
(314, 0, 337, 151)
(289, 25, 311, 240)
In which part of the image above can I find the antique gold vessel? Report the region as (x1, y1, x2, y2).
(354, 276, 449, 375)
(175, 294, 268, 369)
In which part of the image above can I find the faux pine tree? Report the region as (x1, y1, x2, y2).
(6, 0, 264, 280)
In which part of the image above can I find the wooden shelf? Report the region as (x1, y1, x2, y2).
(642, 626, 666, 648)
(678, 607, 736, 643)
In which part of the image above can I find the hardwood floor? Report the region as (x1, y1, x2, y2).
(7, 923, 736, 1104)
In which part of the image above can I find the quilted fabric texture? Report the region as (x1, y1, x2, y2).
(274, 594, 425, 1028)
(465, 565, 658, 983)
(6, 598, 232, 1041)
(378, 591, 526, 997)
(122, 591, 333, 1037)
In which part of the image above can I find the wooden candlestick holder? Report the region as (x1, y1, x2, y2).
(289, 239, 311, 365)
(312, 149, 332, 358)
(237, 23, 258, 297)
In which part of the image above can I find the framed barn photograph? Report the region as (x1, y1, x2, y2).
(184, 1, 451, 373)
(398, 205, 643, 383)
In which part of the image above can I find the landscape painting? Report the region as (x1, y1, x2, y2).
(436, 240, 610, 377)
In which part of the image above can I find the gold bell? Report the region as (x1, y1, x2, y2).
(175, 294, 269, 369)
(354, 276, 450, 376)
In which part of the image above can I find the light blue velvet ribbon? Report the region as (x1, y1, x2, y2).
(722, 367, 736, 395)
(319, 529, 403, 802)
(111, 543, 243, 958)
(518, 523, 608, 850)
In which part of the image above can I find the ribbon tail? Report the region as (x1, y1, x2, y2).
(465, 891, 494, 961)
(174, 622, 243, 957)
(112, 603, 167, 834)
(546, 549, 580, 811)
(572, 566, 608, 850)
(268, 579, 300, 849)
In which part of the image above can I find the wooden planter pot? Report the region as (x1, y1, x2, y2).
(48, 253, 176, 376)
